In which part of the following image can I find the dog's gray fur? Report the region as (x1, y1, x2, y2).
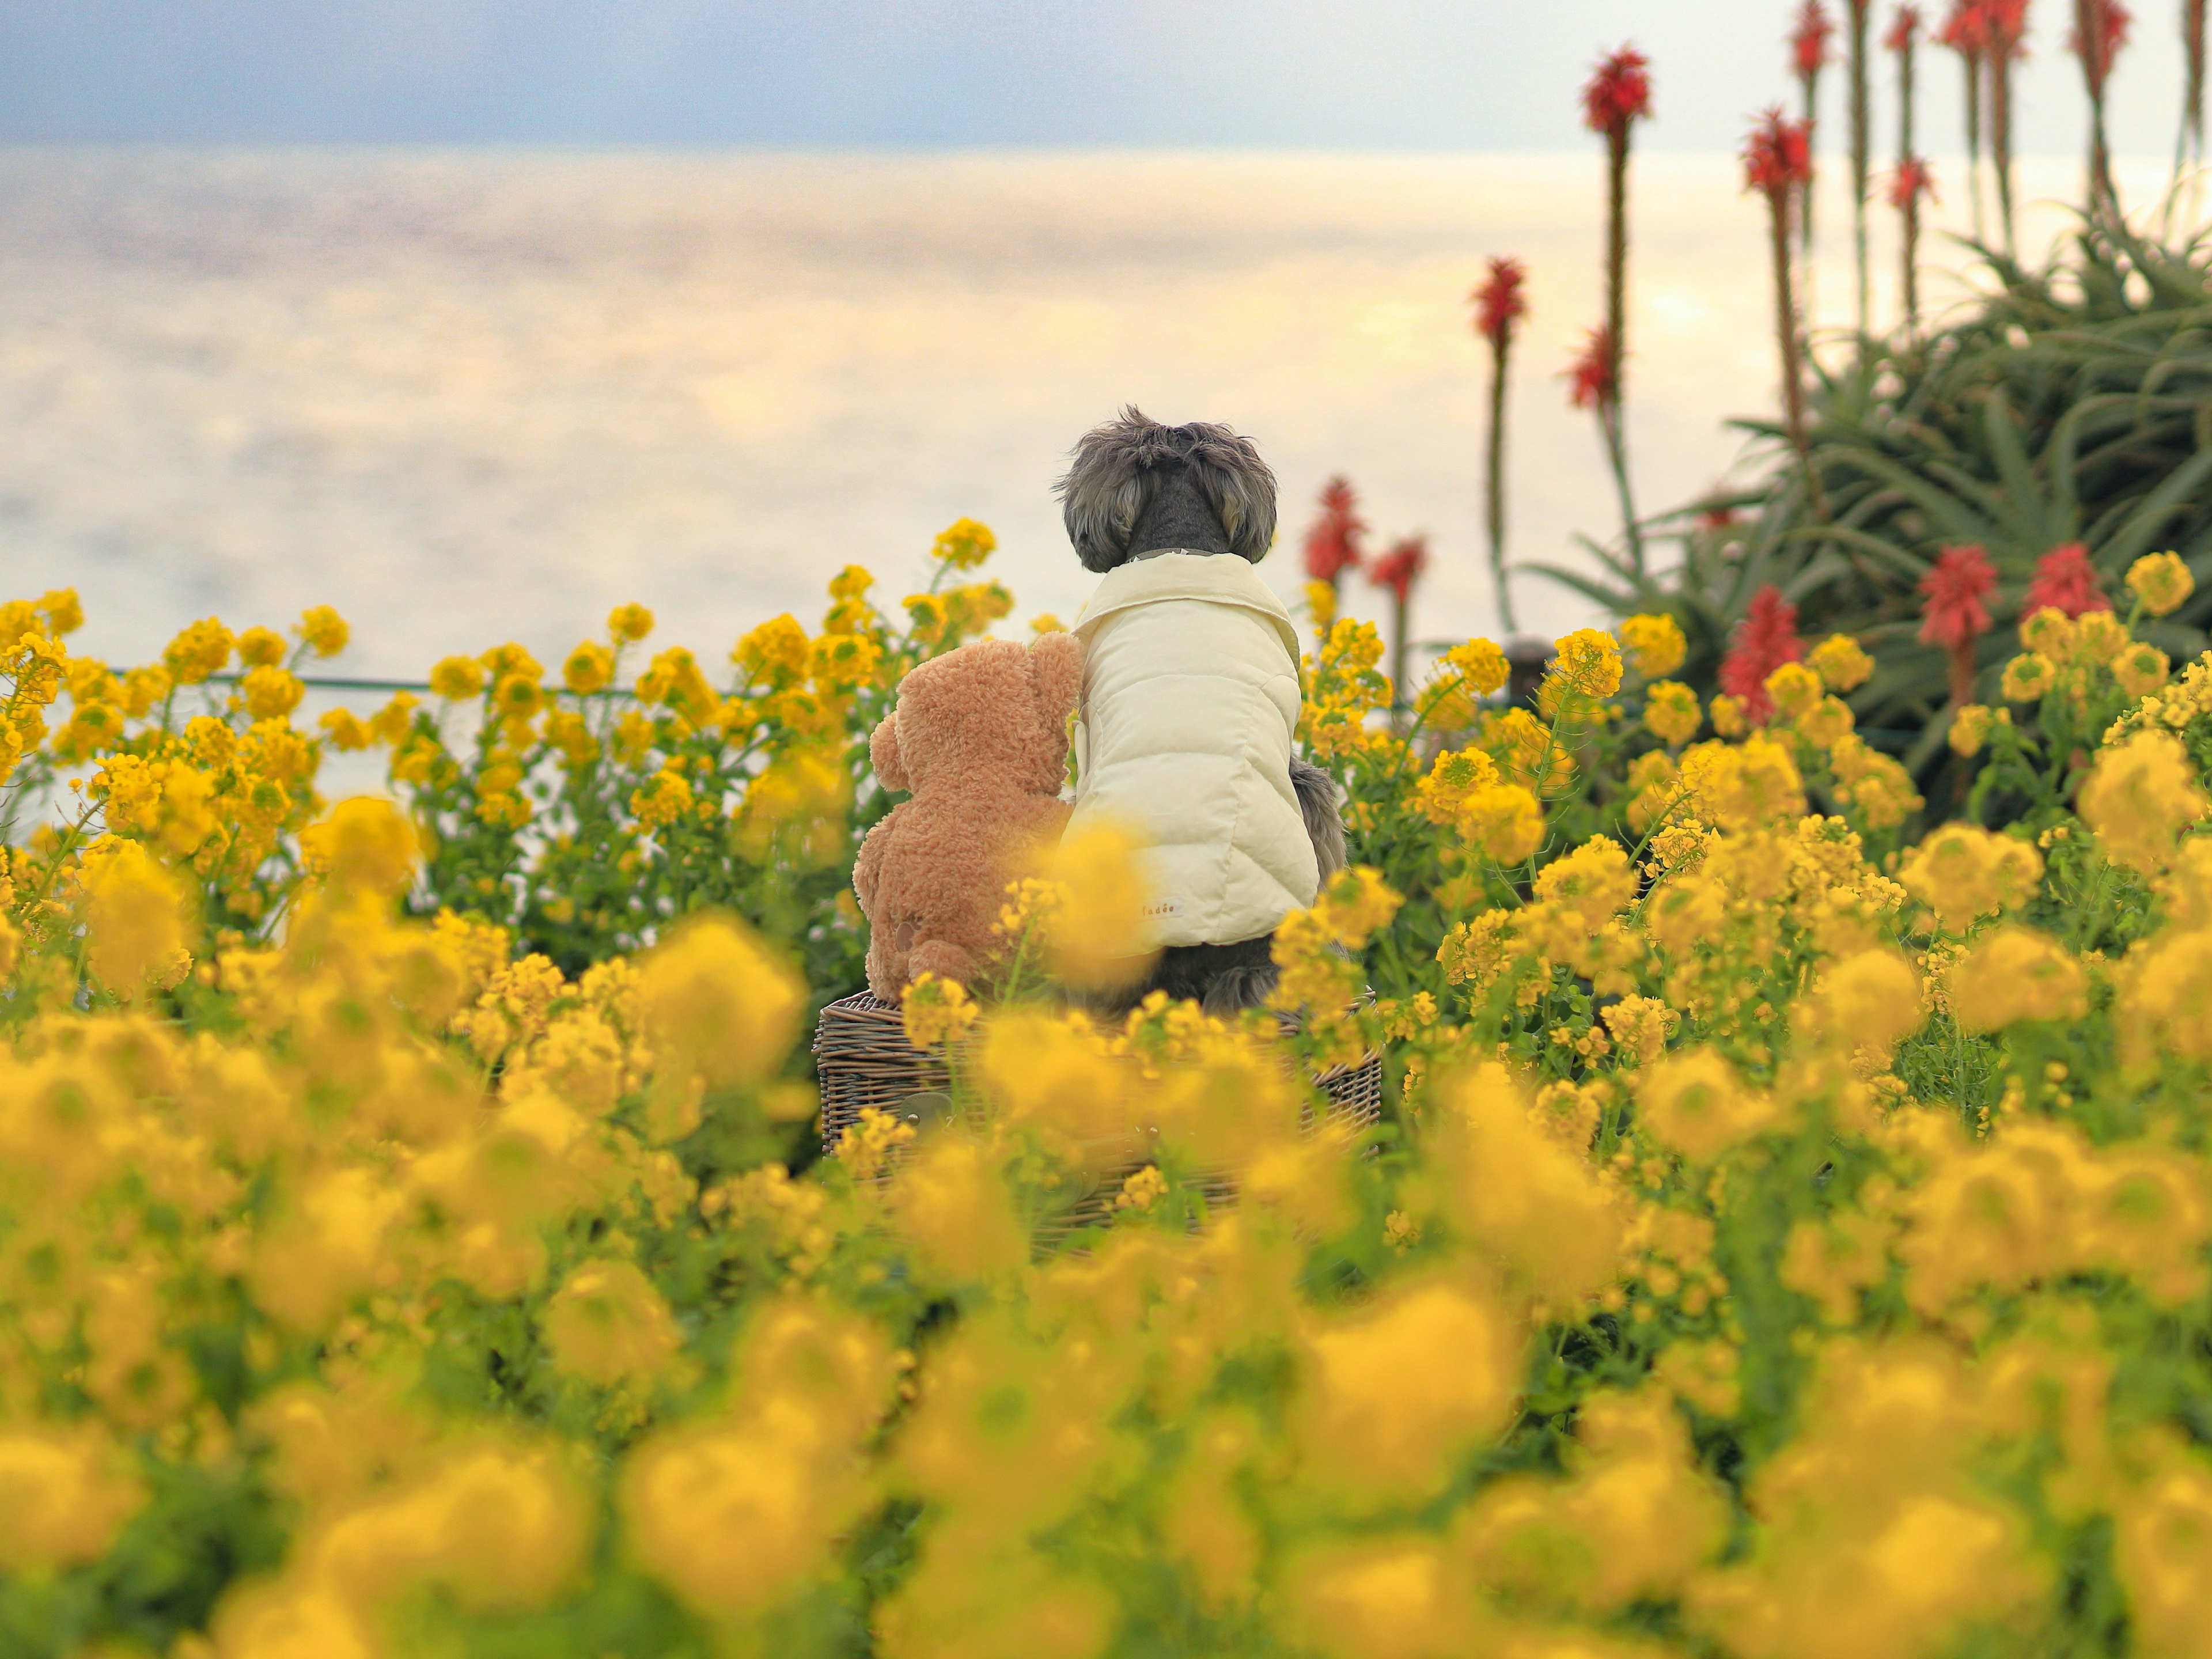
(1059, 409, 1348, 1017)
(1055, 406, 1278, 573)
(1291, 757, 1346, 883)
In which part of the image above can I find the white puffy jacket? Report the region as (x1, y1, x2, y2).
(1065, 551, 1319, 949)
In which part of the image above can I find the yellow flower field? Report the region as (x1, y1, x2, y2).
(3, 528, 2212, 1658)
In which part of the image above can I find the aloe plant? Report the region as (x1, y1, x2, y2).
(1538, 222, 2212, 787)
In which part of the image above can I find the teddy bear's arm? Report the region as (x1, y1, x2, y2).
(853, 813, 891, 911)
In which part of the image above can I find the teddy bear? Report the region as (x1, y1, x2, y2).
(852, 632, 1085, 999)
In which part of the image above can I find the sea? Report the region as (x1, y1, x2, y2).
(0, 147, 2173, 690)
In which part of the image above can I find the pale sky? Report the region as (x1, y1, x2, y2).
(0, 0, 2192, 158)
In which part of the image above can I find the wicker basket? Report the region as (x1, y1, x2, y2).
(813, 991, 1383, 1151)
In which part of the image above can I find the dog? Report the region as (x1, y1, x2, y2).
(1055, 407, 1346, 1015)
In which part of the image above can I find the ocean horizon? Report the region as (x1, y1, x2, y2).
(0, 146, 2186, 686)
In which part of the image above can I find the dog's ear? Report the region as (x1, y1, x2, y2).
(869, 712, 910, 793)
(1027, 631, 1085, 725)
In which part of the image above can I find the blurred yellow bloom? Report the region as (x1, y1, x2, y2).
(430, 654, 487, 700)
(1645, 680, 1702, 747)
(2081, 730, 2209, 873)
(2020, 605, 2075, 657)
(0, 1428, 145, 1574)
(1948, 703, 1999, 756)
(1639, 1050, 1777, 1163)
(930, 516, 997, 570)
(1709, 692, 1748, 737)
(37, 587, 84, 636)
(2115, 641, 2171, 699)
(164, 617, 233, 685)
(236, 626, 287, 668)
(1620, 613, 1687, 679)
(299, 797, 421, 896)
(2074, 609, 2128, 665)
(2127, 551, 2194, 618)
(1297, 1278, 1519, 1505)
(902, 971, 979, 1051)
(563, 640, 613, 695)
(1534, 835, 1637, 928)
(81, 839, 191, 996)
(317, 707, 374, 751)
(1464, 783, 1545, 865)
(1763, 661, 1823, 720)
(1896, 823, 2042, 932)
(1808, 632, 1874, 691)
(1549, 628, 1623, 700)
(609, 601, 656, 642)
(635, 915, 802, 1093)
(734, 615, 810, 686)
(1948, 926, 2088, 1032)
(1049, 821, 1157, 992)
(2002, 654, 2057, 700)
(240, 664, 304, 721)
(544, 1259, 684, 1387)
(296, 604, 350, 657)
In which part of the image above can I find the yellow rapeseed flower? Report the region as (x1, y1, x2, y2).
(163, 617, 233, 685)
(2080, 729, 2210, 873)
(239, 664, 304, 722)
(1620, 613, 1687, 679)
(930, 517, 997, 570)
(1638, 1050, 1778, 1163)
(1896, 823, 2042, 932)
(236, 626, 286, 668)
(1464, 783, 1545, 865)
(1808, 631, 1875, 691)
(2115, 641, 2171, 700)
(1645, 680, 1702, 747)
(563, 641, 613, 695)
(1550, 628, 1624, 700)
(608, 601, 656, 643)
(901, 971, 979, 1051)
(1948, 926, 2088, 1032)
(2127, 551, 2194, 618)
(297, 604, 350, 657)
(430, 655, 487, 700)
(2000, 652, 2058, 701)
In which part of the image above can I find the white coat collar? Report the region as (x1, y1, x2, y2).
(1073, 552, 1302, 664)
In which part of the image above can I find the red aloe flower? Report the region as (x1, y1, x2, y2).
(1369, 536, 1429, 605)
(1471, 256, 1529, 350)
(1719, 584, 1806, 722)
(1581, 47, 1653, 137)
(1887, 3, 1924, 52)
(2071, 0, 2131, 85)
(1793, 0, 1838, 75)
(1745, 109, 1816, 195)
(1370, 534, 1429, 719)
(1565, 324, 1618, 411)
(1302, 477, 1366, 588)
(1921, 541, 1995, 703)
(1890, 154, 1938, 206)
(1473, 257, 1529, 632)
(2025, 542, 2113, 617)
(1939, 0, 1992, 51)
(1919, 544, 1996, 646)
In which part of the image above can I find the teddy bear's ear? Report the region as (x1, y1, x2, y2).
(1027, 631, 1085, 724)
(869, 712, 910, 793)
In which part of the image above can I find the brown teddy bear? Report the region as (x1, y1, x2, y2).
(853, 632, 1084, 999)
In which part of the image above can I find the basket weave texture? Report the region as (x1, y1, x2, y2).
(813, 991, 1382, 1151)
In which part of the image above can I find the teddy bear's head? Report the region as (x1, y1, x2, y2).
(870, 633, 1082, 797)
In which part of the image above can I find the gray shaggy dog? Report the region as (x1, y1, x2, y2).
(1055, 407, 1346, 1016)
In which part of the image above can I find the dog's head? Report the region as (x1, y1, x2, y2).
(1054, 407, 1277, 574)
